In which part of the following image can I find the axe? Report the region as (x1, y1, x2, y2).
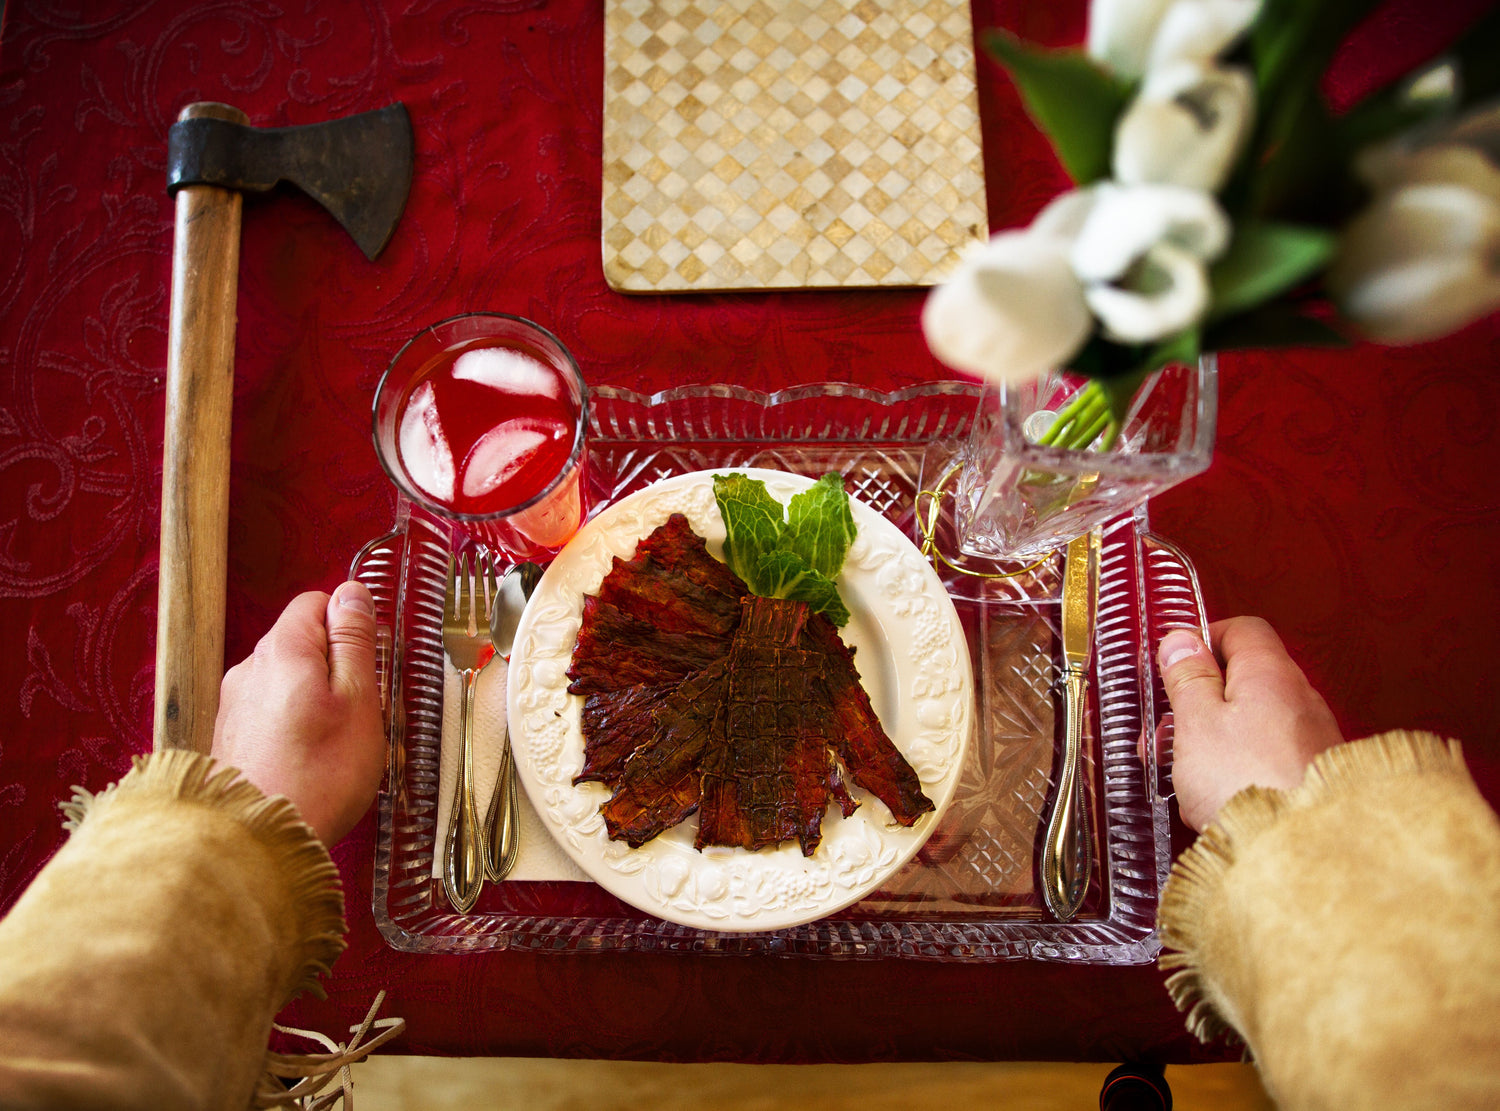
(155, 101, 413, 753)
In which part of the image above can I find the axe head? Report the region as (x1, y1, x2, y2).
(167, 102, 414, 260)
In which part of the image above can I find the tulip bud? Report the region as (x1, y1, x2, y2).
(1356, 105, 1500, 203)
(1328, 183, 1500, 343)
(1070, 183, 1230, 283)
(1330, 102, 1500, 342)
(1069, 183, 1230, 342)
(1088, 0, 1174, 79)
(1088, 0, 1260, 78)
(1113, 61, 1255, 192)
(923, 228, 1094, 386)
(1146, 0, 1261, 71)
(1084, 241, 1213, 342)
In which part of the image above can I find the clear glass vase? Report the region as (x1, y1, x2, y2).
(952, 355, 1218, 561)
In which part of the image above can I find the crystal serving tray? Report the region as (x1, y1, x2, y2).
(354, 382, 1206, 962)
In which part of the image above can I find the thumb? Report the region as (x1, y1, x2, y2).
(1158, 628, 1224, 718)
(326, 581, 378, 699)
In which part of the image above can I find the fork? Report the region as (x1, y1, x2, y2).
(441, 550, 499, 913)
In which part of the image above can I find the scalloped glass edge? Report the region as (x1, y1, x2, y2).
(359, 381, 1200, 963)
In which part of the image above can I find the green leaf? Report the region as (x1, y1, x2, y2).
(1335, 65, 1458, 153)
(1238, 0, 1380, 220)
(713, 472, 786, 591)
(981, 29, 1132, 184)
(1094, 370, 1149, 427)
(1204, 303, 1348, 351)
(1147, 327, 1202, 371)
(1251, 0, 1380, 98)
(784, 473, 856, 580)
(754, 551, 850, 627)
(1208, 221, 1338, 321)
(1337, 8, 1500, 150)
(712, 471, 857, 626)
(1099, 330, 1202, 424)
(1451, 7, 1500, 107)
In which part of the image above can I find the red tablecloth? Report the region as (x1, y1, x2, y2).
(1, 0, 1495, 1064)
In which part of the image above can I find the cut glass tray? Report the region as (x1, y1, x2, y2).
(354, 382, 1206, 962)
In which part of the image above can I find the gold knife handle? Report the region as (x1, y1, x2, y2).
(1041, 666, 1093, 920)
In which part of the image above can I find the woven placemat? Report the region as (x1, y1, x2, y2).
(602, 0, 989, 292)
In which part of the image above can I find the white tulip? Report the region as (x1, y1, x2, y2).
(1088, 0, 1173, 78)
(1031, 186, 1102, 240)
(1068, 183, 1230, 342)
(1082, 241, 1213, 342)
(1328, 183, 1500, 343)
(1146, 0, 1261, 71)
(1355, 102, 1500, 204)
(1070, 183, 1230, 282)
(923, 228, 1093, 386)
(1113, 60, 1255, 192)
(1088, 0, 1260, 78)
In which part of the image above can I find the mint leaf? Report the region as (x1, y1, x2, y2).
(981, 30, 1132, 185)
(754, 551, 851, 628)
(785, 473, 857, 579)
(713, 472, 786, 591)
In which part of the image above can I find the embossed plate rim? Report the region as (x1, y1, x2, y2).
(506, 468, 973, 932)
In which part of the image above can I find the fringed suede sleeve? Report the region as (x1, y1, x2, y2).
(0, 750, 347, 1111)
(1158, 730, 1500, 1110)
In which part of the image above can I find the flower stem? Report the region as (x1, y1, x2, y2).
(1036, 380, 1112, 451)
(1076, 406, 1111, 447)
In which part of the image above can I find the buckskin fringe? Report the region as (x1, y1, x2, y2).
(1156, 730, 1466, 1046)
(58, 749, 348, 1003)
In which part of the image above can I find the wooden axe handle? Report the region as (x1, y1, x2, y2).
(154, 103, 247, 753)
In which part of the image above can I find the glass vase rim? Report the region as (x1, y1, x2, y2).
(994, 352, 1217, 477)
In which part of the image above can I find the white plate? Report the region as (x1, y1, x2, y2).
(506, 469, 973, 932)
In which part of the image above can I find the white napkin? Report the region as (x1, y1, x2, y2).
(430, 657, 589, 883)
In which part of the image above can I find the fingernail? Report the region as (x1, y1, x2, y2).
(335, 582, 375, 616)
(1159, 629, 1202, 672)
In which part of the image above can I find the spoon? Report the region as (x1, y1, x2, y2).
(482, 561, 542, 882)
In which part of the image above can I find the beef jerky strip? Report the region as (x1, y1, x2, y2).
(567, 595, 730, 694)
(569, 514, 748, 787)
(697, 596, 843, 855)
(632, 512, 748, 614)
(801, 611, 935, 826)
(573, 684, 677, 786)
(589, 514, 744, 639)
(568, 514, 746, 696)
(784, 731, 859, 856)
(600, 658, 730, 848)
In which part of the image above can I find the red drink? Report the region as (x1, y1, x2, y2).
(398, 342, 576, 517)
(375, 314, 588, 556)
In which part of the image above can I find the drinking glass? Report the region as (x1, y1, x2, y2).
(373, 312, 589, 558)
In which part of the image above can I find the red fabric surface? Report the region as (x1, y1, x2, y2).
(0, 0, 1495, 1065)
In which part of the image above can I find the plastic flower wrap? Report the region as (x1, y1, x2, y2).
(924, 0, 1500, 449)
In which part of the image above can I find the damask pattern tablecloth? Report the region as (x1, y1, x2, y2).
(0, 0, 1495, 1064)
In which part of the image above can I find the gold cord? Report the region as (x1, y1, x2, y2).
(916, 462, 1051, 580)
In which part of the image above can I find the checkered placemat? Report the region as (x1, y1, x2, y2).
(602, 0, 989, 292)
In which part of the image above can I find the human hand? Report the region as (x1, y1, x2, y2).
(213, 582, 385, 845)
(1157, 617, 1344, 831)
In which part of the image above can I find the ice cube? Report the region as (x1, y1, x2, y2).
(397, 380, 456, 504)
(460, 418, 555, 500)
(451, 346, 560, 399)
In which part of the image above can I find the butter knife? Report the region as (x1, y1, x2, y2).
(1041, 529, 1099, 921)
